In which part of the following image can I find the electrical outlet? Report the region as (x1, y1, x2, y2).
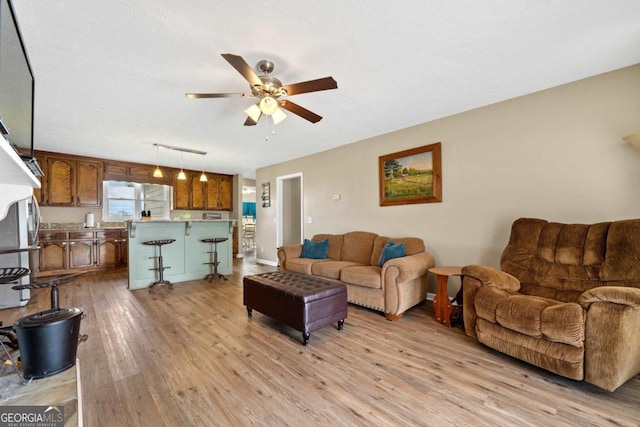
(307, 217, 313, 224)
(332, 194, 341, 201)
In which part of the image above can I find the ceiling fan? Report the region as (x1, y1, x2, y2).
(186, 53, 338, 126)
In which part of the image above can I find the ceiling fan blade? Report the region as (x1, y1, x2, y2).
(279, 100, 322, 123)
(282, 77, 337, 96)
(221, 53, 262, 87)
(244, 114, 261, 126)
(185, 93, 250, 99)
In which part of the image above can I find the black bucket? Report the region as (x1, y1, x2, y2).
(13, 307, 83, 379)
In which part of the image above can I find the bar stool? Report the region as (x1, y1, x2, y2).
(143, 239, 175, 291)
(201, 237, 228, 282)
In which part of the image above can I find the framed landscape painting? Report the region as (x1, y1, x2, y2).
(379, 142, 442, 206)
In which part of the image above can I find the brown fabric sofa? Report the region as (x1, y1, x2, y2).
(277, 231, 435, 320)
(462, 218, 640, 391)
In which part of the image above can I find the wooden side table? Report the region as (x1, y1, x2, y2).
(428, 266, 463, 327)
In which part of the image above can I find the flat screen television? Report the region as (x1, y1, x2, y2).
(0, 0, 42, 176)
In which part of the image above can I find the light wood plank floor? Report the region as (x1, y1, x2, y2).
(1, 260, 639, 426)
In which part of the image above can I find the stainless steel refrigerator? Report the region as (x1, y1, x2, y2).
(0, 195, 39, 309)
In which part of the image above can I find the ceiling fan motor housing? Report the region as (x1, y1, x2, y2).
(252, 60, 286, 98)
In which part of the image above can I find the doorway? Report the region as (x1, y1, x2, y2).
(276, 173, 303, 248)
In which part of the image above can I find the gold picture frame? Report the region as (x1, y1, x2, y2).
(379, 142, 442, 206)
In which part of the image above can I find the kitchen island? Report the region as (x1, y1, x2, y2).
(127, 219, 234, 290)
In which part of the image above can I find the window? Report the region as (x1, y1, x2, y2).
(142, 183, 169, 219)
(102, 181, 171, 221)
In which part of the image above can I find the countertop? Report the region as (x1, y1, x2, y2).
(40, 227, 126, 231)
(40, 222, 127, 231)
(127, 219, 234, 223)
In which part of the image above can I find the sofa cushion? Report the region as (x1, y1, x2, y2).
(476, 285, 585, 348)
(340, 265, 382, 289)
(371, 236, 425, 265)
(312, 234, 344, 261)
(301, 238, 328, 259)
(312, 260, 362, 280)
(377, 241, 405, 267)
(496, 295, 560, 337)
(286, 258, 329, 275)
(341, 231, 378, 264)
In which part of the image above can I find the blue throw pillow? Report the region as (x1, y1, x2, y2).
(300, 238, 329, 259)
(378, 240, 406, 267)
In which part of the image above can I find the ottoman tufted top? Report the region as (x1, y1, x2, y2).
(243, 271, 346, 303)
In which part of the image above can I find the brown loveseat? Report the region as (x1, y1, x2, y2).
(462, 218, 640, 391)
(277, 231, 435, 320)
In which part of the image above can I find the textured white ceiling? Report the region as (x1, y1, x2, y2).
(11, 0, 640, 178)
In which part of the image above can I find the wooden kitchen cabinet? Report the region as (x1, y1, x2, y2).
(173, 173, 191, 210)
(38, 228, 127, 272)
(206, 174, 233, 211)
(38, 231, 68, 271)
(96, 239, 118, 267)
(175, 172, 233, 211)
(174, 171, 207, 210)
(68, 231, 95, 268)
(103, 161, 172, 185)
(96, 230, 125, 267)
(76, 160, 102, 206)
(33, 150, 232, 211)
(43, 155, 102, 207)
(191, 174, 206, 210)
(46, 157, 73, 205)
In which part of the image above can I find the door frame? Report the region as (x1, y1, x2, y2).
(276, 172, 303, 248)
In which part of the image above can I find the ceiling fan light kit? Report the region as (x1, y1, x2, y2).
(186, 53, 338, 127)
(244, 104, 262, 122)
(259, 96, 279, 115)
(271, 108, 287, 125)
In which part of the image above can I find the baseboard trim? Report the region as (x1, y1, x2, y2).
(255, 258, 278, 267)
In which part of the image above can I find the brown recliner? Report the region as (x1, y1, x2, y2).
(462, 218, 640, 391)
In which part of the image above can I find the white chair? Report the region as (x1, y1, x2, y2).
(243, 223, 256, 249)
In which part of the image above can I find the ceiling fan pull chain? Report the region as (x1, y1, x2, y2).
(265, 114, 269, 142)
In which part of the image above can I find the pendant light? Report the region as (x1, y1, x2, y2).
(177, 151, 186, 180)
(152, 144, 206, 179)
(199, 154, 207, 182)
(153, 144, 163, 178)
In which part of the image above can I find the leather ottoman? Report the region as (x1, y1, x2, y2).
(243, 270, 347, 345)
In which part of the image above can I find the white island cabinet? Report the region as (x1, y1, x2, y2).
(126, 219, 234, 290)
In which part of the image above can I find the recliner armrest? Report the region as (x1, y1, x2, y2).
(461, 265, 520, 292)
(579, 286, 640, 309)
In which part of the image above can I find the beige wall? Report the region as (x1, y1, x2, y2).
(256, 65, 640, 278)
(282, 176, 302, 246)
